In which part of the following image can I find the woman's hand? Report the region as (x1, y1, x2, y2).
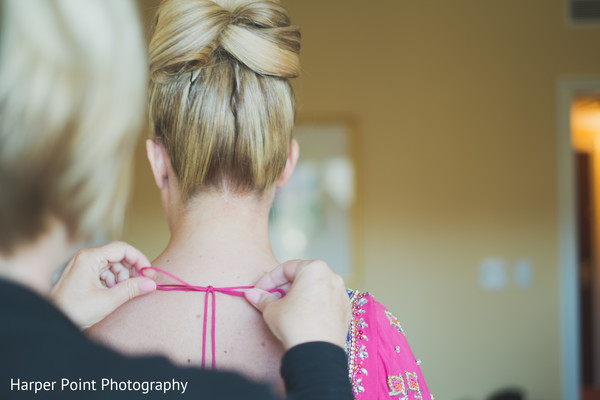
(245, 260, 351, 350)
(50, 241, 157, 330)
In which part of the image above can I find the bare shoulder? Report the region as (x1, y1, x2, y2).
(85, 292, 161, 353)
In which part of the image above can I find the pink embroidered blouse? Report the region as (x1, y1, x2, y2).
(346, 290, 432, 400)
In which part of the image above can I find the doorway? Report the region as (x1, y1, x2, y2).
(573, 95, 600, 400)
(558, 79, 600, 400)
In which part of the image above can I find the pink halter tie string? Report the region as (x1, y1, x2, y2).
(139, 266, 285, 369)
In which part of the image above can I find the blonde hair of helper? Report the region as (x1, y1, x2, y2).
(0, 0, 147, 254)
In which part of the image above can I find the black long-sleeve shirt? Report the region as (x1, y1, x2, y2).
(0, 279, 353, 400)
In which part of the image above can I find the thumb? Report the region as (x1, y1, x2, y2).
(245, 288, 279, 313)
(109, 277, 157, 308)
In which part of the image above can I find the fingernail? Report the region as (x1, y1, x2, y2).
(139, 279, 157, 293)
(245, 289, 260, 305)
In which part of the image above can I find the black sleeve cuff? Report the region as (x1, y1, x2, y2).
(281, 342, 354, 400)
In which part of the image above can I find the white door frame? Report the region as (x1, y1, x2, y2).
(557, 77, 600, 400)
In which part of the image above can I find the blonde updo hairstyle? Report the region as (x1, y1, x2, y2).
(0, 0, 147, 254)
(148, 0, 300, 199)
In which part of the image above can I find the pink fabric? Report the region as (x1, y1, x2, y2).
(139, 266, 285, 369)
(346, 290, 432, 400)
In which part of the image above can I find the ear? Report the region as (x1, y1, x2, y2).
(146, 139, 170, 190)
(276, 138, 300, 188)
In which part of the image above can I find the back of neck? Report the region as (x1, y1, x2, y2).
(156, 190, 279, 286)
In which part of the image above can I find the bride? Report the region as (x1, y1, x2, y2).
(89, 0, 431, 398)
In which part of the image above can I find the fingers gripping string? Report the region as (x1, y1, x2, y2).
(139, 266, 285, 369)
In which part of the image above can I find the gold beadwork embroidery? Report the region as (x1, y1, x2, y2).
(405, 371, 422, 399)
(387, 373, 407, 398)
(384, 310, 404, 334)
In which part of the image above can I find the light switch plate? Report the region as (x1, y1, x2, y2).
(479, 258, 508, 291)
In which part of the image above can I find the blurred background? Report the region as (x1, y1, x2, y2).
(125, 1, 600, 399)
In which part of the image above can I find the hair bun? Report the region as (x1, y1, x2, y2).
(224, 0, 300, 77)
(150, 0, 300, 80)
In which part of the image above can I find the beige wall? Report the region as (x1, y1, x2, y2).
(127, 1, 600, 399)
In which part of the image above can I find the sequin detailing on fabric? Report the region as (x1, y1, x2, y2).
(406, 372, 422, 399)
(344, 289, 432, 400)
(385, 310, 404, 334)
(346, 289, 369, 396)
(387, 374, 407, 398)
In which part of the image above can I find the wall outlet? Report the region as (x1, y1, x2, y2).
(514, 258, 533, 289)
